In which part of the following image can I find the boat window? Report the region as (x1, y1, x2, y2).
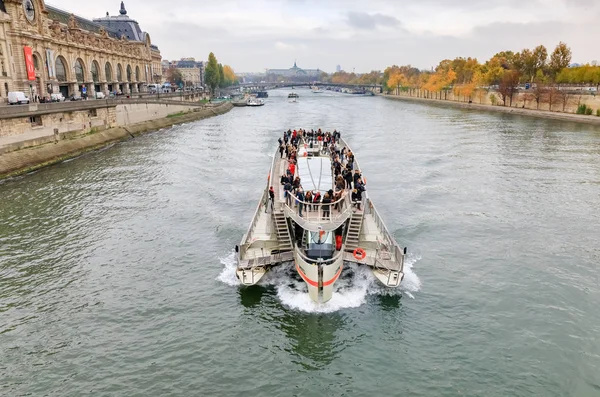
(310, 231, 331, 245)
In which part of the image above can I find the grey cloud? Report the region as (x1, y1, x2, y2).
(346, 12, 401, 30)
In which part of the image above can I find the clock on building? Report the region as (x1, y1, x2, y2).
(22, 0, 35, 23)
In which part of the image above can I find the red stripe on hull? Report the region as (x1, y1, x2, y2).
(323, 265, 343, 286)
(295, 264, 319, 287)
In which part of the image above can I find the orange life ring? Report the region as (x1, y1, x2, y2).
(353, 248, 366, 261)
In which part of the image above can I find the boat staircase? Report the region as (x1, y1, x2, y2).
(273, 212, 293, 252)
(345, 210, 364, 251)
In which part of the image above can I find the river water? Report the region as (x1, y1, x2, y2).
(1, 89, 599, 396)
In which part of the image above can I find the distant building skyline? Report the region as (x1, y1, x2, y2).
(266, 61, 321, 78)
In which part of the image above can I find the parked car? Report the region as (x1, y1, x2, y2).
(95, 92, 106, 99)
(50, 93, 65, 102)
(8, 91, 30, 105)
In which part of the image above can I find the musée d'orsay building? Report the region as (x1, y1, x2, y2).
(0, 0, 162, 100)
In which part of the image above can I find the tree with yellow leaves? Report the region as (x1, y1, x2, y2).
(387, 70, 408, 95)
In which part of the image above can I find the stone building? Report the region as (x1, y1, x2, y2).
(266, 61, 321, 78)
(162, 58, 204, 88)
(0, 0, 161, 101)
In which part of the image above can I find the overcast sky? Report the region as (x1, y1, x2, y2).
(47, 0, 599, 73)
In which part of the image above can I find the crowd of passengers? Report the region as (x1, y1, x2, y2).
(269, 128, 367, 218)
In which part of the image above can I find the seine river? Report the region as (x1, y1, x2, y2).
(1, 89, 599, 396)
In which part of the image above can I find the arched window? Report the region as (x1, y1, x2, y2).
(117, 64, 123, 82)
(135, 65, 140, 82)
(56, 57, 67, 82)
(105, 62, 112, 81)
(75, 59, 85, 83)
(126, 65, 132, 82)
(91, 61, 99, 83)
(33, 55, 39, 70)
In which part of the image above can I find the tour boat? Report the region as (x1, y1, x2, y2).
(246, 97, 265, 107)
(288, 92, 299, 99)
(311, 86, 323, 93)
(235, 131, 406, 303)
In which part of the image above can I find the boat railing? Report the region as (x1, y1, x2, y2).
(241, 187, 268, 248)
(295, 245, 344, 266)
(283, 194, 354, 231)
(364, 198, 405, 273)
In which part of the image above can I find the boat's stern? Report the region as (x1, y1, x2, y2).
(236, 266, 268, 285)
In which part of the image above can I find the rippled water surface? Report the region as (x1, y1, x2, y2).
(1, 90, 600, 396)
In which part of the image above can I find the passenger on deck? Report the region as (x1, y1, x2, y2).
(333, 188, 344, 211)
(335, 175, 345, 191)
(296, 188, 304, 217)
(322, 193, 331, 219)
(268, 186, 275, 212)
(305, 190, 313, 212)
(279, 144, 285, 158)
(353, 170, 362, 188)
(352, 188, 362, 211)
(284, 181, 293, 206)
(344, 168, 353, 189)
(293, 176, 301, 190)
(313, 191, 321, 213)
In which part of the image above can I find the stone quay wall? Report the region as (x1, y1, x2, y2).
(383, 93, 600, 126)
(0, 101, 233, 180)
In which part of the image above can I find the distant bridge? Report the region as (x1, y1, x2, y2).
(235, 82, 383, 92)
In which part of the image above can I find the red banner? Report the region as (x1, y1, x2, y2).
(23, 46, 35, 81)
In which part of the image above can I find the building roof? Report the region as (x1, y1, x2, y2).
(267, 62, 320, 76)
(45, 4, 121, 39)
(92, 2, 145, 42)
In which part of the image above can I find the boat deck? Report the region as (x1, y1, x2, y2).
(239, 134, 405, 279)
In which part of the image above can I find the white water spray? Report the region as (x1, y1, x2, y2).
(217, 250, 422, 312)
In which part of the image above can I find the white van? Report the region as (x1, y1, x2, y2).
(8, 91, 30, 105)
(51, 93, 65, 102)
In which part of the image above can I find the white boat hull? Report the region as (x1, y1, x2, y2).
(294, 248, 344, 303)
(236, 267, 267, 285)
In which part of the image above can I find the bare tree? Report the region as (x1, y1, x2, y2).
(555, 88, 575, 112)
(498, 70, 520, 106)
(545, 85, 560, 111)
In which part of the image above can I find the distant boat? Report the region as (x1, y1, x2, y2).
(246, 97, 265, 107)
(311, 85, 323, 93)
(288, 92, 299, 99)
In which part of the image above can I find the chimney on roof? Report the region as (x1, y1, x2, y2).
(119, 1, 127, 15)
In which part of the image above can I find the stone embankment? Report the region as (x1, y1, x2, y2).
(0, 101, 233, 180)
(383, 94, 600, 127)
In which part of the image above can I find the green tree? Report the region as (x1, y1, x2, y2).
(205, 52, 220, 95)
(218, 63, 225, 88)
(549, 42, 572, 78)
(166, 68, 183, 86)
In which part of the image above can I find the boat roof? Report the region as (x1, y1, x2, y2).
(297, 156, 332, 193)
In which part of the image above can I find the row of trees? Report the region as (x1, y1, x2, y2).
(383, 42, 600, 108)
(205, 52, 238, 95)
(319, 70, 383, 85)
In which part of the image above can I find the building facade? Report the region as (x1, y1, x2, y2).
(162, 58, 204, 88)
(0, 0, 161, 101)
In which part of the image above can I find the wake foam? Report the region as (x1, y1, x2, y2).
(216, 251, 422, 312)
